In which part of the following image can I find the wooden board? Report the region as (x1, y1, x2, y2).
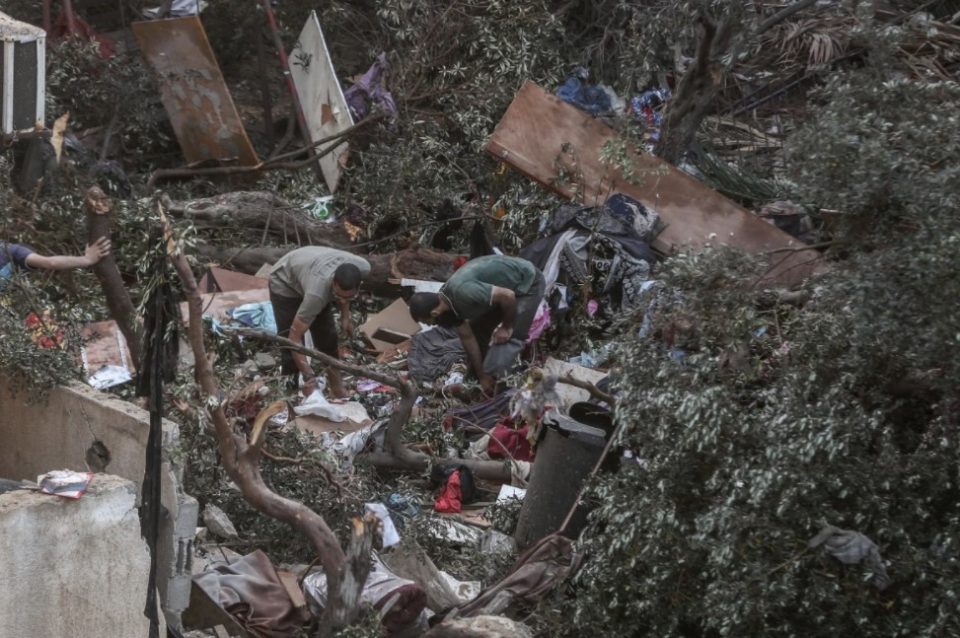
(485, 81, 819, 285)
(132, 17, 259, 167)
(288, 11, 354, 193)
(359, 298, 421, 353)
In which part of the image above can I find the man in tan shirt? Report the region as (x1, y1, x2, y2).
(269, 247, 370, 397)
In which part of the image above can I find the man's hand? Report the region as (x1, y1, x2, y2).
(84, 237, 111, 266)
(491, 323, 513, 345)
(340, 315, 354, 339)
(480, 373, 496, 397)
(302, 375, 318, 397)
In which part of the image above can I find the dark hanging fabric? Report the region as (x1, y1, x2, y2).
(136, 242, 180, 638)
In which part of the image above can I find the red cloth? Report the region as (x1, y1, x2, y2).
(434, 470, 462, 513)
(488, 420, 534, 461)
(451, 255, 468, 270)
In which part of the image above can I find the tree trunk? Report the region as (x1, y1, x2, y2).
(655, 15, 736, 165)
(86, 186, 143, 369)
(162, 191, 351, 247)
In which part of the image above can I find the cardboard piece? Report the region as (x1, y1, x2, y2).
(254, 263, 274, 279)
(198, 266, 269, 294)
(359, 298, 421, 352)
(293, 401, 371, 437)
(288, 11, 354, 193)
(276, 569, 309, 615)
(80, 320, 134, 388)
(485, 81, 819, 285)
(178, 288, 271, 325)
(544, 357, 608, 410)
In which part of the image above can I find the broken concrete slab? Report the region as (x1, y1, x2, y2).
(360, 298, 421, 352)
(203, 504, 239, 541)
(0, 377, 198, 628)
(485, 81, 819, 285)
(0, 475, 160, 638)
(289, 10, 354, 193)
(132, 16, 258, 167)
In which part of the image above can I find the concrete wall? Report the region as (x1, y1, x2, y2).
(0, 475, 158, 638)
(0, 379, 198, 628)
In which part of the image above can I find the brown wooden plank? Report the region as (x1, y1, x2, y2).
(132, 17, 259, 167)
(485, 81, 818, 285)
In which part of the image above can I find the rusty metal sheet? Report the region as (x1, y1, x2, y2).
(289, 10, 353, 193)
(132, 17, 258, 167)
(485, 81, 818, 285)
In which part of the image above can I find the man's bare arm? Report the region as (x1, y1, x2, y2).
(288, 316, 317, 386)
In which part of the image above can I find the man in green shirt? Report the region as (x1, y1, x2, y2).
(408, 255, 546, 395)
(269, 247, 371, 397)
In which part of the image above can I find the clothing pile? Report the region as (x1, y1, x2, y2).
(520, 194, 659, 318)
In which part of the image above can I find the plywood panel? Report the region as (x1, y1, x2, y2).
(132, 17, 259, 167)
(485, 81, 818, 285)
(288, 11, 354, 192)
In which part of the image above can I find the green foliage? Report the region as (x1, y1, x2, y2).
(787, 73, 960, 238)
(570, 25, 960, 635)
(572, 230, 960, 635)
(45, 39, 173, 164)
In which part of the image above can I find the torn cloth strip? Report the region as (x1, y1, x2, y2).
(344, 52, 398, 120)
(408, 325, 465, 382)
(193, 550, 310, 638)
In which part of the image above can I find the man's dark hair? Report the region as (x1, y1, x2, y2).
(333, 263, 363, 290)
(408, 292, 441, 322)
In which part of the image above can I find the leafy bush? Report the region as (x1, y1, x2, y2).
(571, 68, 960, 636)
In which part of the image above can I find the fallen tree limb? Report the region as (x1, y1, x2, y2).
(146, 114, 385, 192)
(224, 326, 513, 482)
(161, 204, 362, 636)
(162, 191, 352, 247)
(559, 373, 616, 408)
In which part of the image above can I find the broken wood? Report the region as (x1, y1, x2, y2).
(559, 373, 615, 408)
(161, 204, 363, 636)
(485, 81, 819, 286)
(86, 186, 143, 370)
(145, 113, 384, 192)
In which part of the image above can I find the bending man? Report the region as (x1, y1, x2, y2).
(269, 247, 370, 398)
(408, 255, 545, 395)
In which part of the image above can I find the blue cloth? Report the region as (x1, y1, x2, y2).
(227, 302, 278, 334)
(556, 76, 613, 116)
(0, 242, 34, 290)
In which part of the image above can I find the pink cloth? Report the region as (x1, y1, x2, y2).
(526, 301, 550, 342)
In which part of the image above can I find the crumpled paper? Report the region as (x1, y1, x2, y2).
(294, 389, 346, 421)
